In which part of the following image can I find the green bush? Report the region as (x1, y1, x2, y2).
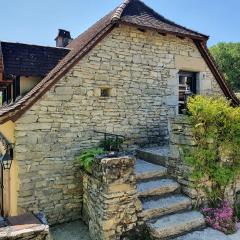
(184, 96, 240, 206)
(76, 147, 105, 172)
(99, 137, 124, 152)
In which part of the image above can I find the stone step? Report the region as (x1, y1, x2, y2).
(136, 147, 170, 166)
(135, 159, 167, 181)
(147, 211, 205, 239)
(140, 195, 192, 221)
(137, 179, 180, 198)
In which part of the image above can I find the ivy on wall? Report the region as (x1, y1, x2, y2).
(184, 96, 240, 206)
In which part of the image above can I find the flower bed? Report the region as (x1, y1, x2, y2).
(202, 202, 237, 234)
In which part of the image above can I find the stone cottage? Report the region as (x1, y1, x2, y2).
(0, 0, 239, 231)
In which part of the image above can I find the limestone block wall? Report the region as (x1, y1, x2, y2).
(14, 24, 224, 224)
(82, 156, 141, 240)
(169, 116, 198, 200)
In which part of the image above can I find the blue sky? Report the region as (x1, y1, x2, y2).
(0, 0, 239, 47)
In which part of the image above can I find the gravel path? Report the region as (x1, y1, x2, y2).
(50, 220, 91, 240)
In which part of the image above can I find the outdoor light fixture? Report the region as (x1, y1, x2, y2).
(0, 133, 14, 216)
(1, 148, 13, 170)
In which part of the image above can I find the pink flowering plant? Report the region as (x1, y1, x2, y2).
(202, 201, 237, 234)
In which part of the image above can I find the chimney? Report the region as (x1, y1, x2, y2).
(55, 29, 72, 47)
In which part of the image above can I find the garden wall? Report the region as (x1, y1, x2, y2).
(82, 155, 142, 240)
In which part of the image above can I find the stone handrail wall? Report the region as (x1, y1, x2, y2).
(81, 156, 141, 240)
(169, 116, 198, 201)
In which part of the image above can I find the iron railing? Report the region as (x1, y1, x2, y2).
(94, 131, 125, 141)
(94, 131, 125, 152)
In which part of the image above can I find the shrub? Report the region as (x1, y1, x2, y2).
(202, 201, 236, 234)
(99, 137, 124, 152)
(76, 147, 105, 172)
(184, 95, 240, 206)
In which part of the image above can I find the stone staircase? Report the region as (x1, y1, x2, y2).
(135, 148, 206, 239)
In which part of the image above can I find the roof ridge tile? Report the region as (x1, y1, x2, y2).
(111, 0, 132, 22)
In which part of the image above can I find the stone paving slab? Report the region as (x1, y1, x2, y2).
(229, 229, 240, 240)
(135, 159, 167, 180)
(148, 211, 205, 239)
(175, 228, 231, 240)
(136, 159, 167, 174)
(141, 146, 171, 156)
(137, 178, 180, 197)
(50, 220, 90, 240)
(49, 220, 240, 240)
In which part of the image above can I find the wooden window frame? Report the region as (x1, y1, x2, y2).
(178, 71, 197, 114)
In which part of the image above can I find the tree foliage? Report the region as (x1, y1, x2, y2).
(184, 96, 240, 206)
(210, 42, 240, 92)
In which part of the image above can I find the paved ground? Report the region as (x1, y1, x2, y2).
(175, 228, 240, 240)
(50, 220, 91, 240)
(229, 229, 240, 240)
(49, 220, 240, 240)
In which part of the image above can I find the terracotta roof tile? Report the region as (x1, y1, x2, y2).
(120, 0, 208, 39)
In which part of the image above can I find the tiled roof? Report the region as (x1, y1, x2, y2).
(0, 42, 70, 77)
(0, 0, 238, 123)
(119, 0, 208, 39)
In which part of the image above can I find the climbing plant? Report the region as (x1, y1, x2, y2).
(184, 95, 240, 207)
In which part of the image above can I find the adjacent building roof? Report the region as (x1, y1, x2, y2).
(0, 0, 239, 124)
(0, 42, 70, 77)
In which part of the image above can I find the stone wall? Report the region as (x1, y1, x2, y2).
(14, 24, 224, 224)
(82, 156, 141, 240)
(169, 116, 198, 200)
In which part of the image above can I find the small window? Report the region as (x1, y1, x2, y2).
(101, 88, 111, 97)
(13, 76, 20, 102)
(178, 71, 197, 114)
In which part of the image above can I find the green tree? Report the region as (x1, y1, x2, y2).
(210, 42, 240, 92)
